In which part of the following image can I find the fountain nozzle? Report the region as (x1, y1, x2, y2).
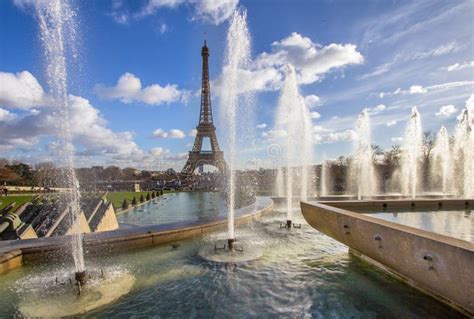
(280, 220, 302, 229)
(75, 271, 87, 287)
(227, 238, 235, 250)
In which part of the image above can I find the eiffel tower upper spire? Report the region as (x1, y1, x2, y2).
(199, 40, 213, 125)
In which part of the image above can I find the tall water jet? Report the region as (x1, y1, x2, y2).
(431, 126, 452, 194)
(351, 109, 376, 200)
(400, 107, 423, 199)
(275, 166, 284, 197)
(220, 9, 251, 248)
(454, 109, 474, 198)
(320, 160, 328, 196)
(35, 0, 85, 275)
(274, 65, 313, 227)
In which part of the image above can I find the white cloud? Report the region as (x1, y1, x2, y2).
(446, 61, 474, 72)
(213, 32, 363, 97)
(413, 42, 461, 59)
(373, 104, 386, 111)
(0, 93, 143, 159)
(256, 123, 267, 129)
(386, 120, 398, 127)
(314, 129, 355, 144)
(168, 129, 186, 139)
(310, 111, 321, 119)
(0, 108, 16, 122)
(304, 95, 321, 108)
(137, 0, 237, 25)
(192, 0, 238, 25)
(255, 32, 364, 85)
(152, 128, 186, 139)
(152, 129, 168, 138)
(409, 85, 427, 94)
(435, 104, 457, 117)
(0, 71, 44, 109)
(95, 73, 188, 105)
(366, 104, 386, 115)
(391, 137, 403, 143)
(188, 128, 197, 137)
(150, 146, 170, 157)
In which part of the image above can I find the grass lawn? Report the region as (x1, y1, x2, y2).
(0, 195, 35, 210)
(106, 191, 171, 209)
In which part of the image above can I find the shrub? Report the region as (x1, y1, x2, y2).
(146, 193, 151, 201)
(121, 199, 129, 210)
(131, 197, 137, 206)
(139, 194, 145, 203)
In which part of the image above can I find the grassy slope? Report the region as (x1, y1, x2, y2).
(0, 195, 34, 210)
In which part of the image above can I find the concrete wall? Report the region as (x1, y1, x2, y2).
(65, 212, 91, 236)
(94, 204, 119, 232)
(300, 200, 474, 316)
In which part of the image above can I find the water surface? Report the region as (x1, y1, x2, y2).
(117, 192, 226, 227)
(366, 210, 473, 242)
(0, 210, 464, 318)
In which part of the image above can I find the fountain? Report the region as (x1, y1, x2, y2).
(454, 109, 474, 198)
(220, 8, 252, 250)
(274, 64, 313, 227)
(320, 160, 328, 196)
(35, 0, 85, 283)
(197, 8, 258, 261)
(400, 107, 423, 199)
(6, 2, 137, 315)
(275, 166, 284, 197)
(431, 126, 453, 194)
(351, 109, 377, 200)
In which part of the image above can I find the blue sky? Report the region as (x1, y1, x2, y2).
(0, 0, 473, 170)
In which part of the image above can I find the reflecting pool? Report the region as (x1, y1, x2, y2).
(118, 192, 226, 227)
(366, 210, 473, 242)
(0, 209, 464, 318)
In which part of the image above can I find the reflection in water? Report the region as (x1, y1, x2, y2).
(0, 210, 465, 318)
(368, 210, 473, 242)
(117, 192, 226, 227)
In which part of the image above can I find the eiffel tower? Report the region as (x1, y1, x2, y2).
(181, 41, 227, 174)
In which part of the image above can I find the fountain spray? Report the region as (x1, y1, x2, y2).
(34, 0, 85, 281)
(320, 160, 328, 197)
(454, 109, 474, 198)
(220, 9, 251, 249)
(432, 126, 452, 194)
(352, 109, 376, 200)
(275, 166, 284, 197)
(274, 65, 313, 227)
(401, 107, 423, 199)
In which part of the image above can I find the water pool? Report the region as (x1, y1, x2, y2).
(117, 192, 226, 227)
(365, 210, 473, 242)
(0, 210, 464, 318)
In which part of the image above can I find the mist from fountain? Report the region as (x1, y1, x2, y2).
(454, 109, 474, 198)
(351, 109, 376, 200)
(274, 65, 313, 224)
(220, 9, 252, 243)
(35, 0, 84, 273)
(320, 161, 328, 197)
(400, 107, 423, 199)
(431, 126, 452, 194)
(275, 166, 284, 197)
